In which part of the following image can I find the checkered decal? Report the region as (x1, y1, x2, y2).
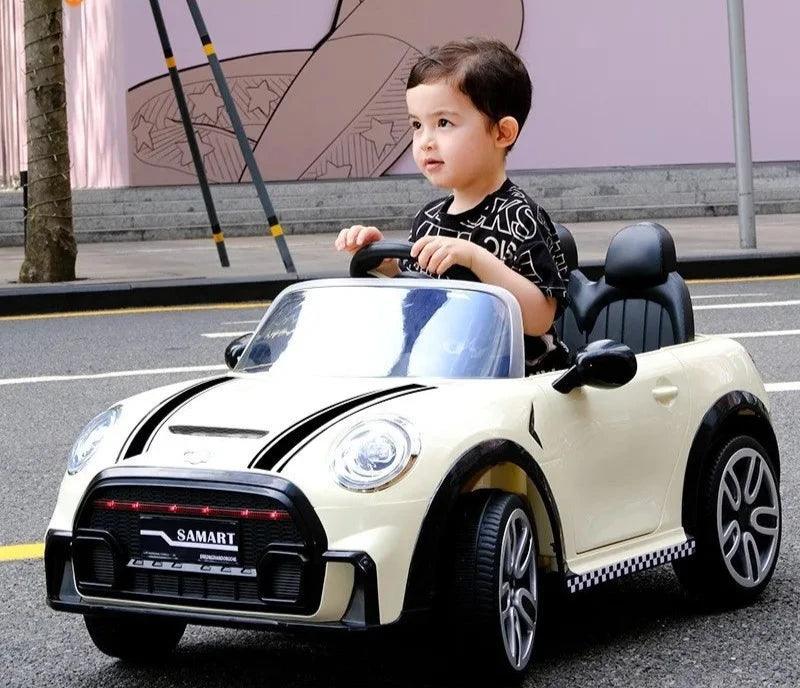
(566, 539, 696, 593)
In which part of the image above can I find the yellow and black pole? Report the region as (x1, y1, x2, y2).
(184, 0, 296, 274)
(148, 0, 230, 267)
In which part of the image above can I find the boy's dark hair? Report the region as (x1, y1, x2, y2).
(407, 37, 532, 150)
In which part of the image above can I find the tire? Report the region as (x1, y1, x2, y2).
(443, 489, 540, 679)
(674, 434, 781, 606)
(84, 614, 186, 661)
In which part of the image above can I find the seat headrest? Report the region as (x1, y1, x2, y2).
(605, 222, 677, 289)
(554, 223, 578, 273)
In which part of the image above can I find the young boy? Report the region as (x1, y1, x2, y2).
(334, 38, 569, 373)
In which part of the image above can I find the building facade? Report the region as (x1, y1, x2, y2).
(1, 0, 799, 190)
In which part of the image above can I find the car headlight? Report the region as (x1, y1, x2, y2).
(67, 405, 122, 475)
(331, 416, 420, 491)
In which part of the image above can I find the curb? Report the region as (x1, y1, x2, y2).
(1, 252, 799, 317)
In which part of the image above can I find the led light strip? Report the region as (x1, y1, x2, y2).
(92, 499, 290, 522)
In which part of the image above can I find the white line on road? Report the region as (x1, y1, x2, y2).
(690, 292, 770, 300)
(765, 381, 800, 392)
(0, 365, 227, 386)
(712, 329, 800, 339)
(220, 320, 260, 326)
(202, 331, 251, 339)
(695, 299, 800, 311)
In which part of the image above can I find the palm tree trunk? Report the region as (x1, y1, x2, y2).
(19, 0, 76, 283)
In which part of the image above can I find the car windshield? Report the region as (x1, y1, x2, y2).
(237, 284, 514, 378)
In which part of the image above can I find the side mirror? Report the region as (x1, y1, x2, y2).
(552, 339, 637, 394)
(224, 333, 252, 370)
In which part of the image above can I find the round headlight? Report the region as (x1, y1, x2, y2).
(331, 416, 420, 491)
(67, 405, 122, 475)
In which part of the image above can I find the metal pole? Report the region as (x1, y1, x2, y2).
(148, 0, 229, 267)
(726, 0, 756, 249)
(184, 0, 296, 274)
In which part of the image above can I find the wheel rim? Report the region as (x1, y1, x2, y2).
(716, 447, 780, 588)
(498, 508, 537, 671)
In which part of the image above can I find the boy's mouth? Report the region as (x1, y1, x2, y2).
(424, 158, 444, 171)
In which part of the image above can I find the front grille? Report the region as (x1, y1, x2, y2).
(74, 483, 320, 612)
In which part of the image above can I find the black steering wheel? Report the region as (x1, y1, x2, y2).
(348, 239, 479, 281)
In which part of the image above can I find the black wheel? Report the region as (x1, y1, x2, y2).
(443, 489, 539, 679)
(84, 614, 186, 661)
(674, 434, 781, 605)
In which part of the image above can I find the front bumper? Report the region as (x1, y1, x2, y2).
(45, 467, 380, 629)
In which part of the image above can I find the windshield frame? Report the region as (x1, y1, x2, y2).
(236, 278, 525, 379)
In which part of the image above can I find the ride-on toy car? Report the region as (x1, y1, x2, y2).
(45, 223, 781, 677)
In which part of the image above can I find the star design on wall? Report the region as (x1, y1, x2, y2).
(188, 84, 223, 124)
(317, 161, 352, 179)
(175, 132, 214, 168)
(132, 116, 154, 151)
(361, 118, 397, 156)
(246, 80, 280, 117)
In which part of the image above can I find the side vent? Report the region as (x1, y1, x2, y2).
(121, 377, 231, 459)
(251, 384, 433, 471)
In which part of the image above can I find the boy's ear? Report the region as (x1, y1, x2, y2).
(495, 116, 520, 150)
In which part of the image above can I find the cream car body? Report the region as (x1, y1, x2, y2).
(46, 278, 772, 625)
(45, 262, 781, 677)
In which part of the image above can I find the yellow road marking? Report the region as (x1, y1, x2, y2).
(0, 301, 270, 322)
(687, 273, 800, 285)
(0, 542, 44, 562)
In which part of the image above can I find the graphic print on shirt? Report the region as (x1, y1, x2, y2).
(405, 181, 568, 302)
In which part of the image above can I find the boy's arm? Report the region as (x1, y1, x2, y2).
(471, 247, 557, 336)
(409, 235, 558, 336)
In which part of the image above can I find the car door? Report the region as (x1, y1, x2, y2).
(539, 348, 691, 554)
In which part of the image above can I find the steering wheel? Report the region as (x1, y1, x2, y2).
(348, 239, 479, 281)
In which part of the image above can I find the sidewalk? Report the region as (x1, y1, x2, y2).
(1, 213, 799, 315)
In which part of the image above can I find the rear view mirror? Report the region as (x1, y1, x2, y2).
(224, 333, 252, 370)
(552, 339, 637, 394)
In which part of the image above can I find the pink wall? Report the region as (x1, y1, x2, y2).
(0, 0, 26, 185)
(392, 0, 800, 172)
(46, 0, 800, 187)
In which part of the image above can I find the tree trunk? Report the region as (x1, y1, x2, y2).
(19, 0, 76, 283)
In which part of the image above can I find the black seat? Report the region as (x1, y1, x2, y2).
(568, 222, 694, 354)
(552, 224, 585, 353)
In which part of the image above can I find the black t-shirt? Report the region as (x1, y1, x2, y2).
(399, 178, 570, 373)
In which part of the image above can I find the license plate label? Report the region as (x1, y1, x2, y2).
(139, 516, 240, 565)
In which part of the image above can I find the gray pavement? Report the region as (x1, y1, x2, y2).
(1, 277, 799, 686)
(1, 213, 800, 288)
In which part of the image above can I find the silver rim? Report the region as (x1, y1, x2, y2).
(716, 447, 780, 588)
(499, 508, 537, 671)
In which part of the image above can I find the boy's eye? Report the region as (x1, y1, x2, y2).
(438, 118, 452, 127)
(410, 121, 421, 130)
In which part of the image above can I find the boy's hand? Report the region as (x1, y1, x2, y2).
(411, 236, 477, 276)
(334, 225, 384, 254)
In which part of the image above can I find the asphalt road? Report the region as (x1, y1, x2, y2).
(1, 276, 799, 688)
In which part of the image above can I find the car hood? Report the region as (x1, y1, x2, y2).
(125, 374, 432, 471)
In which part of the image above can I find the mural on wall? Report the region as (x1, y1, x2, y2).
(127, 0, 524, 185)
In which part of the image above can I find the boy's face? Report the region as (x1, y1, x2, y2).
(406, 81, 502, 191)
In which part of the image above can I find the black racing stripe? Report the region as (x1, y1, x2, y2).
(121, 376, 232, 460)
(250, 384, 432, 471)
(275, 385, 435, 473)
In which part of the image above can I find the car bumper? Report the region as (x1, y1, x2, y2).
(44, 467, 384, 629)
